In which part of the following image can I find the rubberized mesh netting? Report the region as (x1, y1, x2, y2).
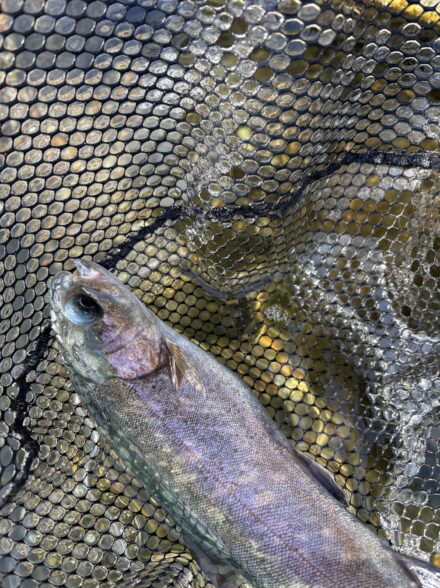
(1, 0, 440, 586)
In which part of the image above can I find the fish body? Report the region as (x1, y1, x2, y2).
(50, 260, 439, 588)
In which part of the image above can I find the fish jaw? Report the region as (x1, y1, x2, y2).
(74, 258, 103, 279)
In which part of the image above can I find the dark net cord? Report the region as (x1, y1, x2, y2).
(4, 145, 440, 510)
(1, 0, 440, 585)
(1, 324, 52, 509)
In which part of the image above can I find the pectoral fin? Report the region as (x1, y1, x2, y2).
(293, 449, 348, 506)
(165, 338, 206, 395)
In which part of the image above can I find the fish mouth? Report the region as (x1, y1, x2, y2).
(73, 259, 123, 295)
(74, 259, 104, 279)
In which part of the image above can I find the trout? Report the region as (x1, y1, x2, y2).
(49, 260, 439, 588)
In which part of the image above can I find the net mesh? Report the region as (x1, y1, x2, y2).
(1, 0, 440, 586)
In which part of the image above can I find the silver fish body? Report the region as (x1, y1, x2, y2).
(50, 260, 438, 588)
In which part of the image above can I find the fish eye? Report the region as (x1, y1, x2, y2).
(65, 294, 103, 324)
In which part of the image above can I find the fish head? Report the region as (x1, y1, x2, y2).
(50, 260, 166, 382)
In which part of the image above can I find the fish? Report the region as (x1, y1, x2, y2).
(49, 259, 440, 588)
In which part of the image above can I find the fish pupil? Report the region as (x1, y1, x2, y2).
(65, 294, 103, 324)
(78, 295, 97, 310)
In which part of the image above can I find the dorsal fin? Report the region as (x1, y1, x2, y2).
(165, 338, 206, 396)
(294, 449, 348, 506)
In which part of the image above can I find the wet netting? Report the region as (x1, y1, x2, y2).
(0, 0, 440, 586)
